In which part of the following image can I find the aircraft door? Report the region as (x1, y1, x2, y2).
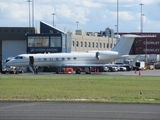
(29, 56, 34, 65)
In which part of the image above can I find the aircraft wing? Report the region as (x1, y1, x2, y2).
(61, 64, 107, 68)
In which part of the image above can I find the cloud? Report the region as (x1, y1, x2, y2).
(0, 0, 159, 32)
(56, 4, 89, 25)
(119, 11, 134, 21)
(0, 2, 28, 22)
(82, 0, 103, 8)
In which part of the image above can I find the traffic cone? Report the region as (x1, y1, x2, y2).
(138, 71, 141, 75)
(97, 69, 99, 73)
(134, 69, 136, 74)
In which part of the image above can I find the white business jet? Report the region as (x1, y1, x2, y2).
(6, 34, 140, 74)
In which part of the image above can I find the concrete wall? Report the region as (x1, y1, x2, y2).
(2, 40, 26, 60)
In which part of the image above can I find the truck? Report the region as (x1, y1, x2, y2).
(1, 57, 24, 74)
(135, 61, 145, 70)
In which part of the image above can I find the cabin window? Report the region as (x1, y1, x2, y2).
(73, 57, 77, 60)
(15, 56, 23, 59)
(67, 57, 71, 60)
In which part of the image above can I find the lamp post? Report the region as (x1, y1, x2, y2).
(27, 0, 32, 27)
(139, 3, 144, 33)
(76, 21, 79, 30)
(117, 0, 119, 35)
(51, 13, 55, 27)
(142, 14, 145, 32)
(32, 0, 34, 27)
(145, 38, 148, 64)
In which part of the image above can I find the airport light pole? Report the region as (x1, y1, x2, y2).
(51, 13, 55, 27)
(76, 21, 79, 30)
(27, 0, 32, 27)
(145, 38, 148, 64)
(142, 14, 145, 32)
(32, 0, 34, 27)
(139, 3, 144, 33)
(117, 0, 119, 35)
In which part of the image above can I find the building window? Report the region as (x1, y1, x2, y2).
(107, 43, 109, 48)
(73, 41, 75, 46)
(100, 43, 102, 48)
(92, 42, 94, 48)
(85, 42, 87, 47)
(103, 43, 105, 48)
(76, 41, 79, 47)
(28, 36, 49, 47)
(81, 41, 83, 47)
(96, 42, 98, 48)
(88, 42, 91, 47)
(50, 36, 61, 47)
(110, 43, 112, 48)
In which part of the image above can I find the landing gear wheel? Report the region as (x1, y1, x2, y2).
(76, 69, 81, 74)
(85, 72, 91, 74)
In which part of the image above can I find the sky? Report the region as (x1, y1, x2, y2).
(0, 0, 160, 33)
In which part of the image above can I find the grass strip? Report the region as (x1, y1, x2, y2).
(0, 74, 160, 103)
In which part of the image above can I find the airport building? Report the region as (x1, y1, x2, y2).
(71, 29, 116, 52)
(120, 32, 160, 62)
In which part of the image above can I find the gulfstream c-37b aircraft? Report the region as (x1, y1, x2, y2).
(6, 34, 141, 74)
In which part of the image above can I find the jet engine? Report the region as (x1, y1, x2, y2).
(95, 51, 119, 60)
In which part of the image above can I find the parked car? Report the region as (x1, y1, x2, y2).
(107, 66, 118, 72)
(118, 66, 127, 71)
(103, 66, 109, 72)
(155, 61, 160, 69)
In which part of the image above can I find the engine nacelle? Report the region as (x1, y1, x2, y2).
(95, 51, 119, 60)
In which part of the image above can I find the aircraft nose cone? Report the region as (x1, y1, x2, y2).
(6, 61, 14, 66)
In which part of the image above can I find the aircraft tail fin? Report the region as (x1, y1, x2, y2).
(111, 34, 139, 55)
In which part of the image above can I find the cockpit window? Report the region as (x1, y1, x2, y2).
(15, 56, 23, 59)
